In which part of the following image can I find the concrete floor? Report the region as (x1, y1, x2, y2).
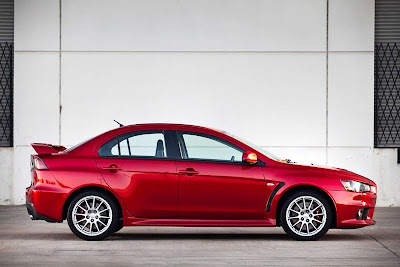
(0, 206, 399, 266)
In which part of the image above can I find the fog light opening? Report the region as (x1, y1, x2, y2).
(355, 208, 370, 220)
(356, 209, 363, 220)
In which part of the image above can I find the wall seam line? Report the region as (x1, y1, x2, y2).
(15, 50, 328, 53)
(325, 0, 329, 166)
(58, 0, 62, 145)
(13, 50, 375, 53)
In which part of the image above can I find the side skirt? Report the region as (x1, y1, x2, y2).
(123, 218, 276, 227)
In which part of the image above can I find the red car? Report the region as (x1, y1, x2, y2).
(26, 123, 377, 241)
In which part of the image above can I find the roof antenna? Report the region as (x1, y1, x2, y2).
(113, 119, 124, 127)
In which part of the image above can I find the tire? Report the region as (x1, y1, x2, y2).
(67, 190, 119, 241)
(114, 219, 124, 233)
(280, 190, 332, 241)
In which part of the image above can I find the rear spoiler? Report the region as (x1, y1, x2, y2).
(31, 143, 67, 155)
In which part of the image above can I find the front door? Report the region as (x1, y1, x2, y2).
(97, 130, 178, 219)
(176, 131, 265, 220)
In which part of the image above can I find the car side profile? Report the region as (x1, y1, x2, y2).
(26, 124, 377, 241)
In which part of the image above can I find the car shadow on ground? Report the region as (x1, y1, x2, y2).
(109, 232, 368, 242)
(110, 233, 292, 241)
(2, 230, 369, 242)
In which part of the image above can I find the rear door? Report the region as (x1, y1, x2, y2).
(175, 131, 266, 220)
(96, 130, 179, 219)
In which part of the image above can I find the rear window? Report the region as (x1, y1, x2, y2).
(99, 131, 167, 158)
(64, 137, 95, 153)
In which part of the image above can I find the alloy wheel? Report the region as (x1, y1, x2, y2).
(285, 195, 327, 237)
(72, 195, 113, 237)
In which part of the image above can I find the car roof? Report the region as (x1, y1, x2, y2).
(66, 123, 224, 155)
(119, 123, 224, 133)
(65, 122, 280, 166)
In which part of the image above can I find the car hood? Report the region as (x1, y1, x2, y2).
(287, 162, 376, 186)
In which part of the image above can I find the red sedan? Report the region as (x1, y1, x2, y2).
(26, 123, 377, 241)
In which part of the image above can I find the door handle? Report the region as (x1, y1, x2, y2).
(102, 164, 122, 172)
(178, 168, 199, 176)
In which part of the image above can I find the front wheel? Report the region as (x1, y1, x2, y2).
(67, 191, 119, 241)
(281, 190, 332, 241)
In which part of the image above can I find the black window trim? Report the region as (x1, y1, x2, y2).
(98, 130, 179, 160)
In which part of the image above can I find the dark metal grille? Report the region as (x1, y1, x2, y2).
(375, 43, 400, 147)
(0, 42, 13, 147)
(0, 0, 14, 43)
(375, 0, 400, 148)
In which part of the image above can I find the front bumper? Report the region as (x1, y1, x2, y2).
(331, 190, 377, 228)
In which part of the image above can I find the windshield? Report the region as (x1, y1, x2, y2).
(222, 131, 282, 161)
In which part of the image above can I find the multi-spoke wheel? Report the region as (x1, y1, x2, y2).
(281, 190, 332, 241)
(67, 191, 119, 241)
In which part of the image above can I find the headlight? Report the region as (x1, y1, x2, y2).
(341, 180, 370, 193)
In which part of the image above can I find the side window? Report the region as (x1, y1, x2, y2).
(180, 133, 243, 162)
(100, 132, 167, 158)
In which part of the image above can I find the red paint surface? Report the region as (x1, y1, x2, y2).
(26, 123, 377, 228)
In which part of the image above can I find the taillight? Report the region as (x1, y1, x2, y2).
(32, 157, 48, 170)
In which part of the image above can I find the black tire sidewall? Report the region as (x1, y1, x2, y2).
(67, 190, 119, 241)
(114, 219, 124, 233)
(280, 190, 333, 241)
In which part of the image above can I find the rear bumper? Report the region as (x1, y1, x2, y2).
(25, 179, 68, 222)
(330, 190, 377, 228)
(26, 201, 61, 223)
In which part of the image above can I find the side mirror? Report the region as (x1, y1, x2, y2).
(242, 151, 258, 164)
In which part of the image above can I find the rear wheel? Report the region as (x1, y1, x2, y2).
(67, 191, 119, 241)
(280, 190, 332, 241)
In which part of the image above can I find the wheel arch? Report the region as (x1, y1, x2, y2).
(275, 184, 337, 228)
(62, 185, 123, 222)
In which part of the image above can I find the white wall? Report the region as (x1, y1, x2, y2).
(0, 148, 13, 204)
(5, 0, 399, 206)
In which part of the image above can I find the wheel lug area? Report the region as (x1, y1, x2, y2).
(306, 219, 309, 222)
